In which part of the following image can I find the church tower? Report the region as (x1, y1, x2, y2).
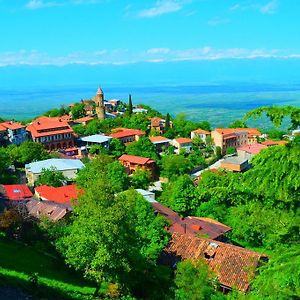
(95, 86, 105, 120)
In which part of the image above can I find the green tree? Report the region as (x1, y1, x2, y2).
(226, 147, 236, 155)
(165, 113, 171, 131)
(89, 144, 108, 155)
(215, 146, 222, 159)
(125, 137, 159, 161)
(35, 167, 67, 187)
(160, 175, 197, 216)
(161, 154, 191, 180)
(128, 94, 133, 116)
(266, 129, 286, 140)
(228, 119, 247, 128)
(174, 260, 224, 300)
(71, 103, 86, 120)
(109, 138, 125, 158)
(107, 161, 129, 193)
(131, 168, 151, 190)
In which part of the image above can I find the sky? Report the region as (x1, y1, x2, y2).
(0, 0, 300, 66)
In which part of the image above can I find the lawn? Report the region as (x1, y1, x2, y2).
(0, 237, 96, 299)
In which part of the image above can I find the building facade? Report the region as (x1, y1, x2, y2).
(0, 121, 28, 145)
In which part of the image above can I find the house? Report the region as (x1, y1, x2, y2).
(107, 99, 121, 107)
(172, 138, 193, 154)
(110, 128, 145, 143)
(35, 184, 81, 206)
(80, 134, 112, 150)
(150, 117, 172, 134)
(237, 143, 268, 159)
(261, 140, 288, 146)
(191, 129, 211, 142)
(0, 124, 8, 146)
(161, 232, 268, 293)
(26, 116, 75, 150)
(73, 116, 94, 126)
(133, 107, 148, 114)
(149, 136, 171, 152)
(25, 158, 84, 186)
(211, 128, 261, 154)
(0, 121, 28, 145)
(0, 184, 33, 202)
(220, 157, 249, 172)
(26, 199, 71, 222)
(151, 202, 231, 240)
(118, 154, 156, 177)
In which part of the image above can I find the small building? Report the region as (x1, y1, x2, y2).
(118, 154, 156, 177)
(0, 124, 8, 146)
(191, 129, 211, 142)
(220, 157, 249, 172)
(80, 134, 112, 150)
(149, 136, 171, 152)
(110, 128, 145, 143)
(172, 138, 193, 154)
(133, 107, 148, 114)
(107, 99, 121, 106)
(35, 184, 81, 206)
(26, 116, 75, 150)
(161, 232, 268, 293)
(26, 199, 70, 222)
(0, 121, 28, 145)
(25, 158, 84, 186)
(237, 143, 268, 159)
(73, 116, 94, 126)
(150, 117, 172, 134)
(0, 184, 33, 202)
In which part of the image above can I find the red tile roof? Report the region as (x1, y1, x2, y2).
(110, 128, 145, 139)
(149, 136, 170, 143)
(162, 232, 267, 292)
(215, 128, 261, 137)
(0, 124, 6, 132)
(238, 143, 268, 154)
(35, 184, 81, 205)
(192, 129, 211, 135)
(174, 137, 193, 144)
(1, 121, 25, 130)
(2, 184, 33, 201)
(74, 116, 94, 123)
(118, 154, 155, 165)
(27, 116, 74, 138)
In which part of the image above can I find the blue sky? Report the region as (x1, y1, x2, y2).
(0, 0, 299, 66)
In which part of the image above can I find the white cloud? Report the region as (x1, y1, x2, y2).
(138, 0, 187, 18)
(260, 0, 278, 14)
(0, 47, 299, 67)
(26, 0, 61, 9)
(207, 16, 230, 26)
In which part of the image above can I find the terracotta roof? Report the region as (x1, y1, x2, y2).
(27, 116, 74, 138)
(1, 121, 25, 130)
(110, 129, 145, 139)
(74, 116, 94, 123)
(35, 184, 81, 205)
(192, 129, 211, 135)
(261, 140, 288, 146)
(26, 199, 70, 222)
(57, 115, 71, 122)
(0, 124, 6, 132)
(149, 136, 171, 143)
(1, 184, 33, 201)
(119, 154, 155, 165)
(162, 232, 267, 292)
(238, 143, 268, 154)
(151, 117, 163, 127)
(215, 128, 260, 137)
(174, 137, 193, 144)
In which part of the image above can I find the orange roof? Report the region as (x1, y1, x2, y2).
(215, 128, 260, 137)
(149, 136, 170, 143)
(0, 124, 6, 131)
(74, 116, 94, 123)
(151, 117, 163, 126)
(35, 184, 81, 205)
(1, 121, 25, 130)
(192, 129, 210, 135)
(162, 232, 267, 292)
(57, 115, 71, 122)
(110, 129, 145, 139)
(118, 154, 155, 165)
(261, 140, 288, 146)
(2, 184, 33, 201)
(27, 116, 74, 138)
(174, 137, 193, 144)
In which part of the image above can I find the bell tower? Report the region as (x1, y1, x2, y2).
(95, 86, 105, 120)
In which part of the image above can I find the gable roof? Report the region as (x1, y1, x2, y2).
(214, 128, 260, 137)
(238, 143, 268, 154)
(192, 129, 211, 135)
(1, 184, 33, 201)
(110, 128, 145, 139)
(162, 232, 267, 292)
(174, 137, 193, 144)
(25, 158, 84, 174)
(261, 140, 288, 146)
(35, 184, 81, 205)
(149, 136, 171, 144)
(118, 154, 155, 165)
(1, 121, 25, 130)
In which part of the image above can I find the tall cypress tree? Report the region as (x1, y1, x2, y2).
(165, 113, 171, 131)
(128, 94, 133, 116)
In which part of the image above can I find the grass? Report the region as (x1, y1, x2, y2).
(0, 237, 96, 299)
